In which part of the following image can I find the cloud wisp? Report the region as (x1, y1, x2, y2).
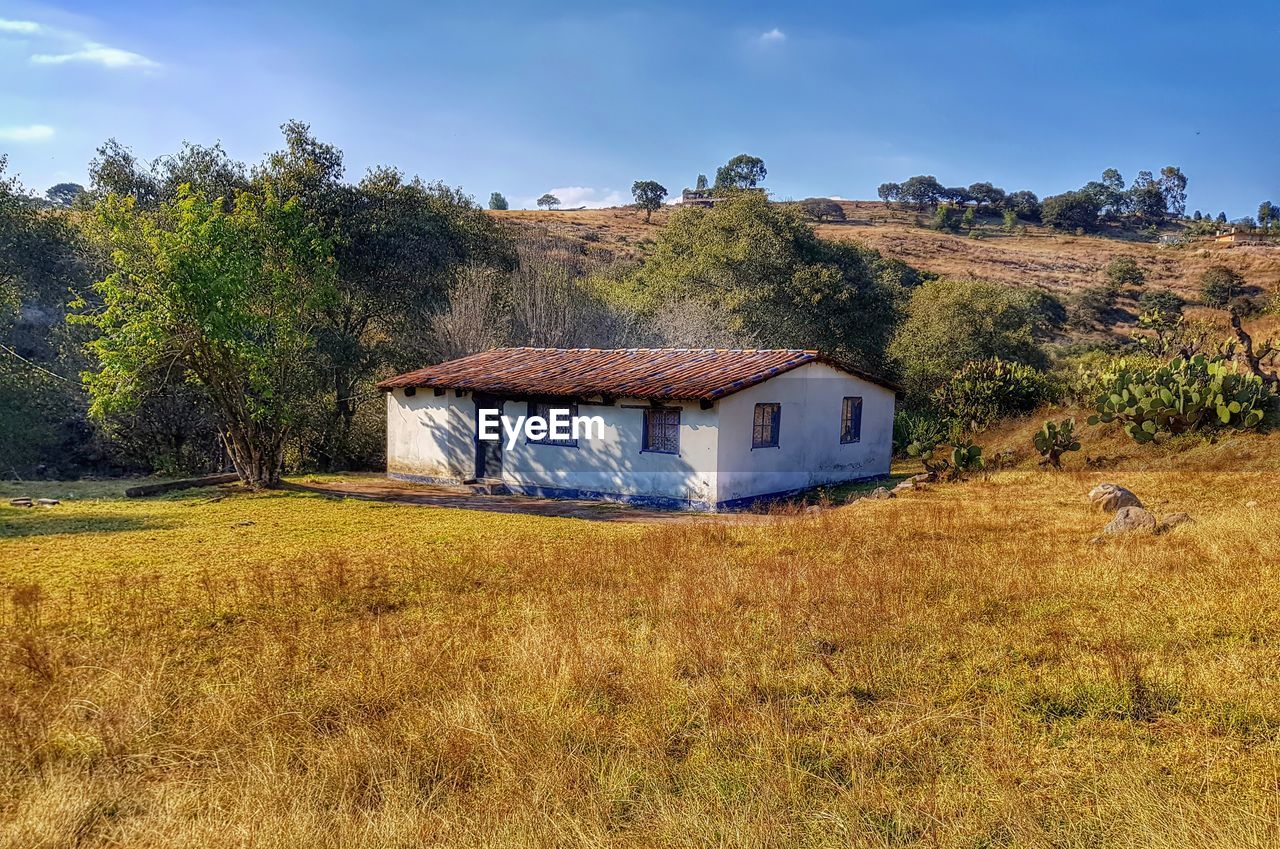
(758, 28, 786, 44)
(0, 124, 55, 142)
(530, 187, 628, 209)
(0, 16, 157, 70)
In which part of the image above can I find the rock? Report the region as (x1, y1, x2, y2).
(35, 498, 59, 507)
(1157, 512, 1193, 533)
(1088, 484, 1143, 513)
(232, 520, 255, 528)
(1245, 500, 1259, 509)
(805, 505, 822, 514)
(1104, 506, 1158, 535)
(8, 497, 32, 507)
(868, 486, 896, 500)
(908, 472, 936, 484)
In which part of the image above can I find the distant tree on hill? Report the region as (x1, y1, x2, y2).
(799, 198, 845, 222)
(1158, 166, 1188, 217)
(631, 180, 668, 222)
(1193, 210, 1202, 221)
(1006, 190, 1041, 221)
(1259, 201, 1276, 228)
(1105, 255, 1145, 289)
(877, 182, 901, 205)
(488, 192, 509, 210)
(1041, 191, 1100, 231)
(1200, 265, 1244, 307)
(1128, 171, 1167, 222)
(1216, 211, 1227, 224)
(695, 174, 708, 191)
(536, 193, 561, 210)
(45, 182, 85, 208)
(968, 182, 1006, 210)
(898, 175, 945, 209)
(714, 154, 767, 190)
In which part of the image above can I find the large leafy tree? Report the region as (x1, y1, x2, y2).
(714, 154, 767, 190)
(78, 187, 335, 486)
(630, 191, 911, 370)
(254, 122, 513, 467)
(1041, 190, 1100, 231)
(889, 278, 1050, 404)
(631, 180, 667, 221)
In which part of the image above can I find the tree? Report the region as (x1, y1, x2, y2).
(254, 121, 513, 469)
(877, 182, 901, 205)
(1193, 210, 1202, 221)
(799, 198, 845, 222)
(1041, 191, 1100, 231)
(1259, 201, 1275, 228)
(1105, 255, 1145, 289)
(88, 139, 160, 206)
(1216, 211, 1227, 224)
(714, 154, 767, 190)
(1200, 265, 1244, 307)
(968, 182, 1006, 210)
(78, 186, 335, 487)
(897, 175, 944, 209)
(695, 174, 708, 191)
(153, 141, 248, 206)
(1006, 190, 1040, 221)
(537, 193, 561, 210)
(889, 278, 1049, 404)
(630, 191, 911, 371)
(1158, 166, 1188, 217)
(631, 180, 668, 222)
(489, 192, 509, 210)
(1128, 171, 1167, 222)
(45, 183, 85, 208)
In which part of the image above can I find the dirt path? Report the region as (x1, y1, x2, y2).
(281, 475, 768, 523)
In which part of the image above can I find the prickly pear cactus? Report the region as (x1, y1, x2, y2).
(1032, 418, 1081, 468)
(1087, 354, 1271, 444)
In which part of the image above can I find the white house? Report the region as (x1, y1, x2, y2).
(378, 348, 897, 511)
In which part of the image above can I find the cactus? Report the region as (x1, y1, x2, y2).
(1032, 418, 1081, 469)
(907, 439, 983, 481)
(1086, 354, 1271, 444)
(949, 441, 984, 474)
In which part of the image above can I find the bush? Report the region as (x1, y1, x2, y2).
(1201, 265, 1244, 307)
(933, 358, 1054, 430)
(1105, 255, 1145, 289)
(1087, 354, 1272, 443)
(892, 409, 951, 457)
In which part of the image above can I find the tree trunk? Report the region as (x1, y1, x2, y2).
(223, 424, 284, 488)
(1229, 310, 1279, 388)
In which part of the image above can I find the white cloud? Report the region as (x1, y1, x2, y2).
(0, 124, 55, 142)
(1, 17, 158, 70)
(0, 18, 43, 34)
(758, 28, 786, 44)
(533, 186, 628, 209)
(31, 42, 157, 68)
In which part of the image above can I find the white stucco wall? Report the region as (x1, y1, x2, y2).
(385, 390, 472, 480)
(712, 362, 894, 504)
(500, 400, 718, 507)
(384, 362, 895, 509)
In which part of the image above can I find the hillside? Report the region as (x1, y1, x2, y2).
(493, 202, 1280, 339)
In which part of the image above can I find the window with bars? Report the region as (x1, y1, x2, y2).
(527, 401, 578, 446)
(642, 407, 680, 454)
(752, 402, 780, 449)
(841, 396, 863, 444)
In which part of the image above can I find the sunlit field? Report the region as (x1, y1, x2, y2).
(3, 454, 1280, 847)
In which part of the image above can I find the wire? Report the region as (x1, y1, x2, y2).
(0, 342, 87, 387)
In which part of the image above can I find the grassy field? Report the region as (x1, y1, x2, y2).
(3, 441, 1280, 848)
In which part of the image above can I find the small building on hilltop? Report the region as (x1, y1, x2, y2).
(1213, 229, 1273, 247)
(378, 348, 897, 511)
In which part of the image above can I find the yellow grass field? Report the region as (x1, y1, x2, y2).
(3, 434, 1280, 847)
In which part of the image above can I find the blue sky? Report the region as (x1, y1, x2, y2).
(1, 1, 1276, 215)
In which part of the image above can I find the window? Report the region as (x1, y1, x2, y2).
(527, 401, 578, 447)
(841, 396, 863, 444)
(642, 407, 680, 454)
(752, 402, 780, 449)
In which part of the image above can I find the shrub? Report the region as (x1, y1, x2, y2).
(1032, 419, 1081, 469)
(892, 409, 951, 457)
(1200, 265, 1244, 307)
(1087, 354, 1272, 443)
(1105, 255, 1145, 289)
(933, 358, 1054, 430)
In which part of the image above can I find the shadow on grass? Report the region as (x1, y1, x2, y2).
(0, 509, 169, 539)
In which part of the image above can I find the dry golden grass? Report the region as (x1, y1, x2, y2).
(3, 448, 1280, 847)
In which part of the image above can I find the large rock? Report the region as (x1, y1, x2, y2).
(867, 486, 896, 500)
(1104, 506, 1158, 535)
(1088, 484, 1143, 513)
(1157, 512, 1192, 533)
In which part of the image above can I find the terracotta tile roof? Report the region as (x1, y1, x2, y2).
(377, 348, 897, 400)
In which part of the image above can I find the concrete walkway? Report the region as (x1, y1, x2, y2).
(280, 475, 768, 523)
